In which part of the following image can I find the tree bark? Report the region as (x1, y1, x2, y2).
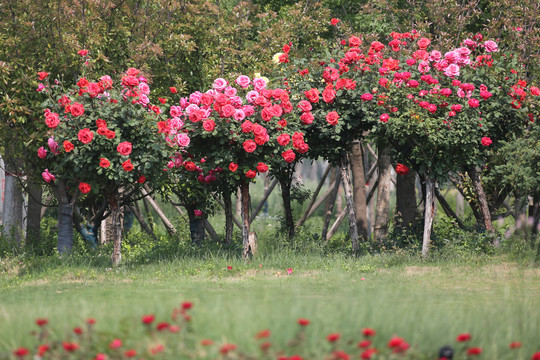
(110, 194, 124, 267)
(240, 181, 255, 258)
(223, 191, 234, 244)
(26, 183, 43, 248)
(279, 177, 295, 239)
(374, 146, 392, 242)
(55, 180, 78, 254)
(321, 169, 341, 241)
(422, 176, 436, 258)
(2, 172, 23, 245)
(350, 140, 369, 242)
(395, 171, 418, 231)
(339, 154, 359, 254)
(468, 167, 496, 243)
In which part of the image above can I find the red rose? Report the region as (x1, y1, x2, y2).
(481, 136, 492, 146)
(362, 328, 376, 337)
(243, 140, 257, 153)
(45, 112, 60, 128)
(468, 98, 480, 108)
(327, 333, 340, 343)
(326, 111, 339, 126)
(97, 127, 108, 136)
(417, 37, 431, 49)
(121, 75, 139, 87)
(77, 49, 88, 56)
(38, 71, 49, 80)
(466, 347, 482, 356)
(380, 113, 390, 123)
(79, 182, 91, 194)
(109, 339, 122, 349)
(124, 349, 137, 358)
(122, 159, 134, 172)
(304, 88, 320, 103)
(117, 142, 132, 156)
(360, 348, 376, 359)
(106, 130, 116, 139)
(531, 86, 540, 96)
(184, 161, 197, 171)
(100, 158, 110, 168)
(277, 133, 291, 146)
(322, 88, 336, 103)
(245, 169, 257, 178)
(13, 348, 30, 357)
(70, 102, 85, 117)
(63, 141, 74, 152)
(96, 119, 107, 128)
(282, 149, 296, 163)
(202, 119, 215, 132)
(300, 112, 314, 124)
(169, 87, 178, 94)
(256, 162, 268, 173)
(349, 35, 362, 47)
(456, 333, 471, 342)
(241, 120, 254, 133)
(395, 163, 409, 175)
(78, 128, 93, 144)
(297, 318, 310, 326)
(137, 175, 146, 184)
(330, 18, 340, 25)
(229, 162, 238, 172)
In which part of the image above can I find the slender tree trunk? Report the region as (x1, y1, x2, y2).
(395, 171, 418, 231)
(339, 154, 359, 254)
(26, 183, 43, 248)
(110, 193, 124, 267)
(186, 204, 205, 245)
(374, 146, 392, 242)
(350, 140, 369, 241)
(296, 165, 330, 228)
(321, 169, 341, 241)
(55, 180, 77, 254)
(223, 191, 234, 244)
(422, 175, 436, 258)
(468, 167, 496, 244)
(2, 172, 23, 245)
(240, 181, 255, 258)
(279, 177, 295, 239)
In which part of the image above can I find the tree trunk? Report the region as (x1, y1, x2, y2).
(223, 191, 234, 244)
(321, 169, 341, 241)
(350, 140, 369, 242)
(2, 172, 23, 246)
(374, 146, 392, 242)
(339, 154, 359, 254)
(468, 167, 496, 244)
(26, 183, 43, 248)
(280, 177, 295, 239)
(422, 175, 436, 258)
(186, 205, 205, 245)
(296, 165, 330, 228)
(395, 171, 418, 232)
(110, 194, 124, 267)
(240, 181, 255, 258)
(55, 180, 77, 254)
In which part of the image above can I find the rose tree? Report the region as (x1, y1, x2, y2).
(38, 56, 169, 265)
(162, 75, 309, 256)
(368, 33, 539, 254)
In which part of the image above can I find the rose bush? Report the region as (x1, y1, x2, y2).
(37, 53, 169, 264)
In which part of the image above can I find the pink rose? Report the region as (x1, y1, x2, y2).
(212, 78, 228, 91)
(450, 104, 462, 112)
(530, 87, 539, 96)
(484, 40, 498, 53)
(37, 147, 47, 159)
(42, 169, 55, 183)
(121, 75, 139, 87)
(379, 113, 390, 123)
(70, 102, 85, 117)
(444, 64, 460, 78)
(48, 138, 59, 153)
(297, 100, 312, 112)
(300, 112, 314, 125)
(252, 77, 267, 91)
(45, 112, 60, 128)
(176, 133, 190, 147)
(235, 75, 251, 89)
(224, 86, 237, 97)
(360, 93, 373, 101)
(221, 104, 236, 117)
(417, 37, 431, 49)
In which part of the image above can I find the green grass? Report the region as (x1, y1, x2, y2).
(1, 252, 539, 359)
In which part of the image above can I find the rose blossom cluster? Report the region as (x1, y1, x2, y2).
(162, 74, 308, 178)
(38, 62, 156, 192)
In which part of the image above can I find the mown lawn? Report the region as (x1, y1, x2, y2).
(0, 253, 539, 359)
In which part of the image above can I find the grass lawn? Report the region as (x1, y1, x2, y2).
(0, 253, 539, 359)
